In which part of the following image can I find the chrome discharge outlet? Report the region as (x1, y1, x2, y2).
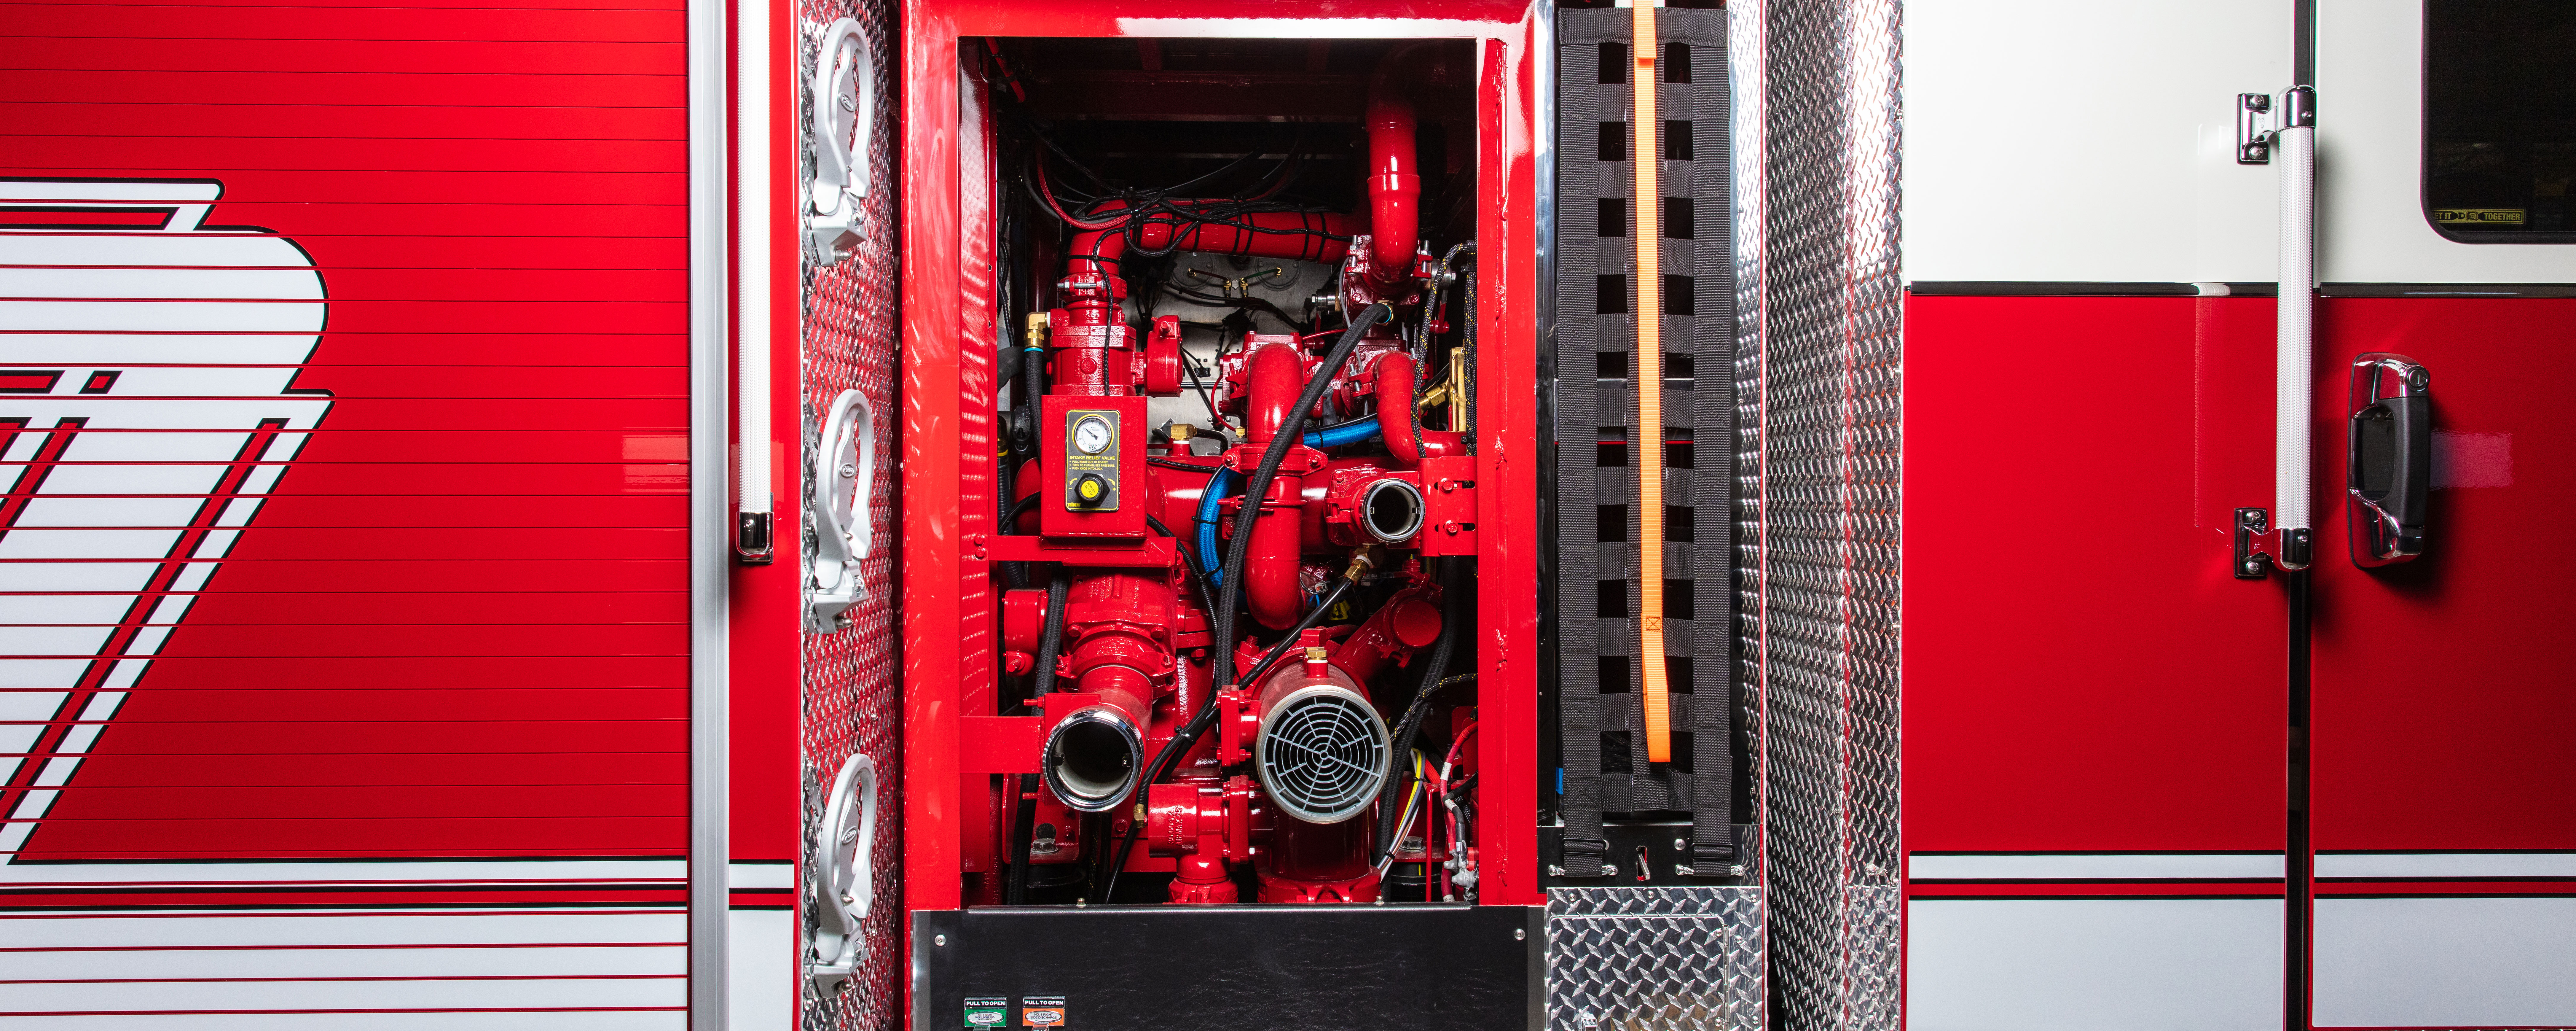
(1042, 705, 1143, 813)
(1359, 478, 1428, 545)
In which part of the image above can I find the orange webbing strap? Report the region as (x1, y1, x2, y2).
(1629, 1, 1671, 765)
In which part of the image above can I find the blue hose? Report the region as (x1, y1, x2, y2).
(1195, 467, 1242, 588)
(1304, 419, 1381, 448)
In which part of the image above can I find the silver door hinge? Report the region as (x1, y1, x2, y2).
(2238, 86, 2315, 165)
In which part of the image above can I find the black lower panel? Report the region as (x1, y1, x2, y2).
(913, 904, 1542, 1031)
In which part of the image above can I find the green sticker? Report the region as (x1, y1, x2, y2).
(964, 997, 1008, 1028)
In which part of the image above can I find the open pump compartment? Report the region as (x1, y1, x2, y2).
(912, 31, 1544, 1028)
(982, 35, 1487, 909)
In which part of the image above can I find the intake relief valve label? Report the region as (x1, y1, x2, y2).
(1020, 995, 1068, 1028)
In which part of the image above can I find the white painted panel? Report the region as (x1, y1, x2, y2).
(0, 232, 309, 267)
(0, 977, 687, 1013)
(0, 1013, 686, 1031)
(11, 497, 208, 529)
(2316, 0, 2576, 284)
(0, 300, 326, 333)
(2317, 851, 2576, 878)
(0, 909, 688, 949)
(1909, 852, 2285, 880)
(2313, 896, 2576, 1027)
(0, 530, 191, 561)
(0, 335, 323, 365)
(109, 367, 303, 395)
(0, 267, 324, 300)
(0, 625, 117, 658)
(0, 182, 223, 204)
(1907, 898, 2283, 1031)
(0, 857, 688, 886)
(729, 909, 796, 1030)
(1905, 0, 2290, 284)
(1, 944, 688, 980)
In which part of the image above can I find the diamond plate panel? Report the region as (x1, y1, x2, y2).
(798, 0, 899, 1027)
(1547, 887, 1766, 1031)
(1734, 0, 1903, 1030)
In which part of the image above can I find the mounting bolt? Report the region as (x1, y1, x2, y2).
(1513, 927, 1527, 941)
(1548, 864, 1566, 876)
(1674, 837, 1688, 851)
(934, 934, 947, 946)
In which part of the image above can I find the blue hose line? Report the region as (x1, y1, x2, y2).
(1195, 466, 1242, 588)
(1304, 419, 1381, 449)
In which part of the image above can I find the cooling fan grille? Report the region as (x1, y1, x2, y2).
(1256, 688, 1391, 824)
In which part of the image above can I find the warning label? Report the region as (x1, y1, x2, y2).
(2434, 207, 2527, 226)
(1021, 995, 1068, 1028)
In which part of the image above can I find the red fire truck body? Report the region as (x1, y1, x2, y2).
(5, 0, 2573, 1027)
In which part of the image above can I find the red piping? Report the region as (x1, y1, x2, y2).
(1360, 43, 1448, 293)
(1368, 351, 1461, 467)
(1069, 204, 1355, 279)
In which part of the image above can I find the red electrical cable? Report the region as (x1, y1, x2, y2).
(1036, 154, 1126, 230)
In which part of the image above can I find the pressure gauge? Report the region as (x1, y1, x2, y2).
(1072, 414, 1114, 455)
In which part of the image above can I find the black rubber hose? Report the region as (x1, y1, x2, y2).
(1009, 568, 1069, 905)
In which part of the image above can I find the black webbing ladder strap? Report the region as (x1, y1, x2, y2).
(1555, 4, 1735, 879)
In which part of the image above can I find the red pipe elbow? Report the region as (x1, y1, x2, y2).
(1362, 44, 1448, 293)
(1238, 343, 1311, 630)
(1370, 351, 1462, 467)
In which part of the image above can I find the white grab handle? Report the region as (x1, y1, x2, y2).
(2274, 86, 2316, 566)
(807, 752, 879, 992)
(808, 17, 874, 265)
(807, 389, 874, 631)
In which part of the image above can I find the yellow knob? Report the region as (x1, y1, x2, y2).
(1077, 477, 1104, 500)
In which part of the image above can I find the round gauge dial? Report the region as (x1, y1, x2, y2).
(1072, 414, 1114, 455)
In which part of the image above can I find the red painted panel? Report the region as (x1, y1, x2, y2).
(0, 69, 691, 107)
(1905, 295, 2287, 853)
(0, 0, 693, 871)
(8, 5, 683, 42)
(2310, 297, 2576, 852)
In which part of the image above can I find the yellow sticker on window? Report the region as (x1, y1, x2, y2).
(2435, 207, 2526, 226)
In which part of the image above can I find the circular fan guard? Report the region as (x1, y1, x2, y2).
(1254, 685, 1391, 824)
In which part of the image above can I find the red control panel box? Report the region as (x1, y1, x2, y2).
(1040, 394, 1148, 540)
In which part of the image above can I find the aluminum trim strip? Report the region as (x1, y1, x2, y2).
(688, 0, 733, 1014)
(1909, 853, 2287, 882)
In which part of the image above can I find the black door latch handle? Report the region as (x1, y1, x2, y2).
(2348, 353, 2430, 567)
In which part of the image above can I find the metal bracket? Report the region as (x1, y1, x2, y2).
(2237, 93, 2276, 164)
(735, 511, 774, 565)
(2233, 507, 2314, 579)
(2238, 87, 2316, 165)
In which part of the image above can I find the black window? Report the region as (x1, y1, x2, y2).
(2426, 0, 2576, 240)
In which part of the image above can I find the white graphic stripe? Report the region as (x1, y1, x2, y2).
(1908, 852, 2287, 881)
